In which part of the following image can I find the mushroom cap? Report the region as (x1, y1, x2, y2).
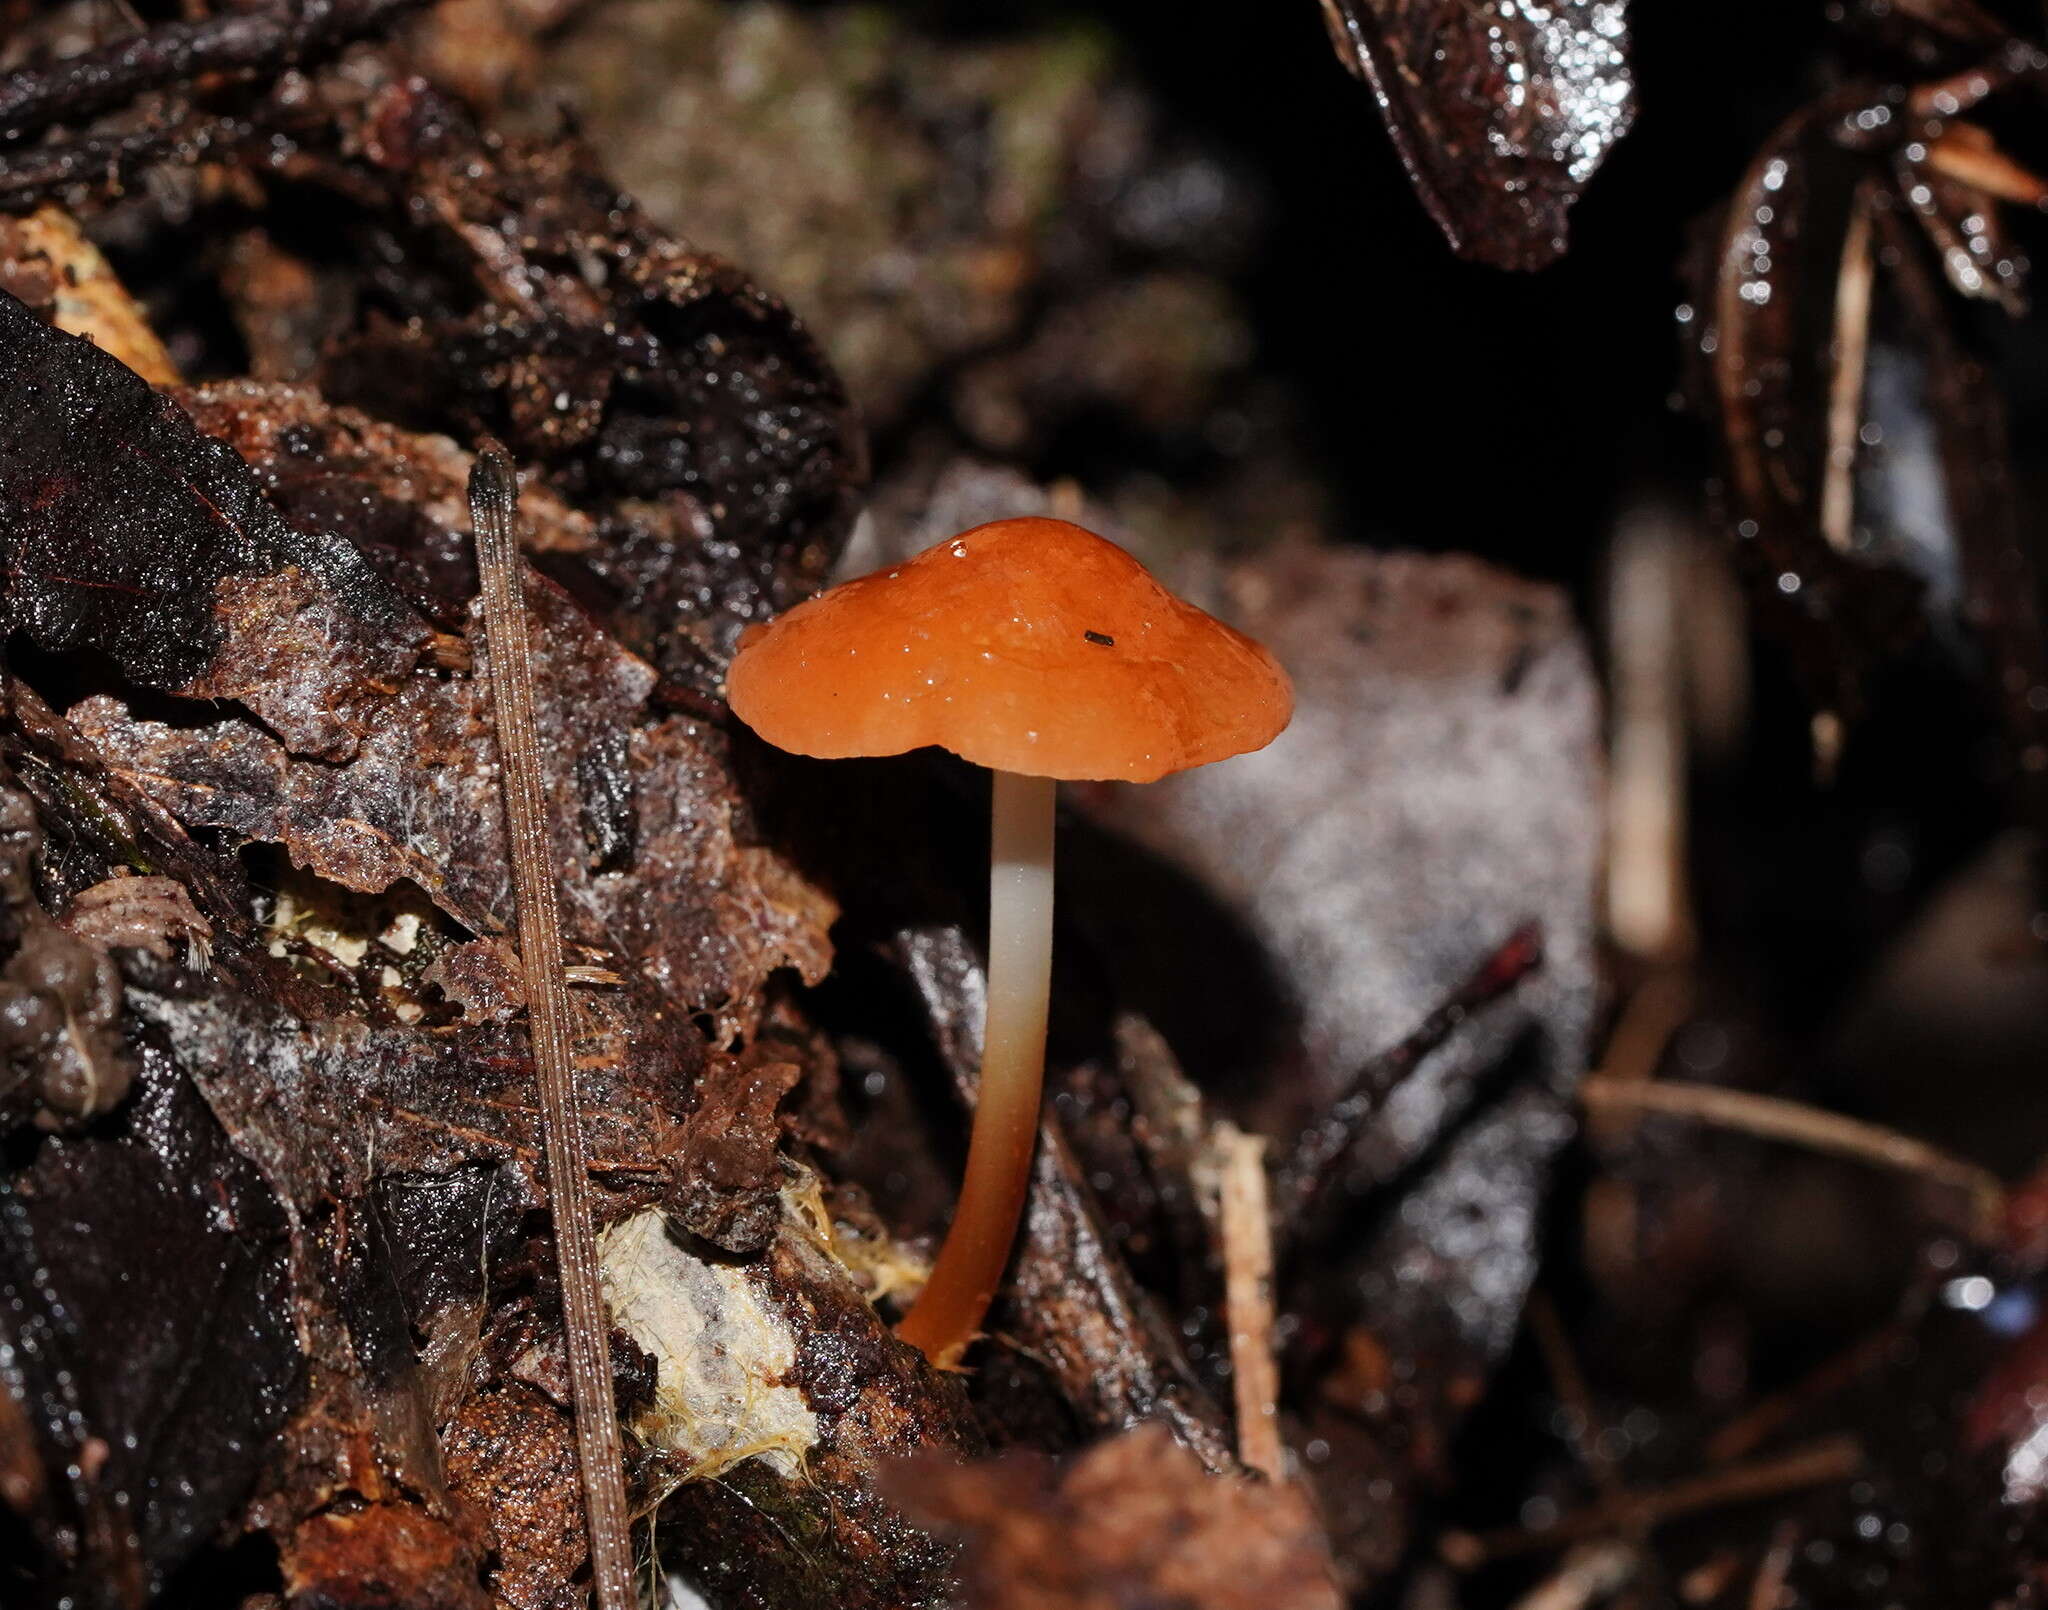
(726, 517, 1293, 783)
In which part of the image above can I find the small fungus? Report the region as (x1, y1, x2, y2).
(727, 516, 1292, 1366)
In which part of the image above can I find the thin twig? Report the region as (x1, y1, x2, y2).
(1905, 47, 2048, 123)
(1924, 126, 2048, 205)
(1116, 1012, 1220, 1299)
(1597, 973, 1694, 1084)
(1439, 1435, 1862, 1568)
(1580, 1074, 2005, 1240)
(1746, 1520, 1801, 1610)
(0, 0, 426, 139)
(1527, 1292, 1623, 1498)
(1702, 1327, 1895, 1465)
(1605, 512, 1694, 962)
(1581, 970, 1694, 1151)
(0, 119, 233, 207)
(1215, 1123, 1283, 1480)
(1510, 1541, 1640, 1610)
(469, 449, 636, 1610)
(1273, 922, 1543, 1243)
(1678, 1551, 1744, 1605)
(1820, 186, 1874, 558)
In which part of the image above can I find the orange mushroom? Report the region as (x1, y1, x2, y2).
(727, 516, 1292, 1367)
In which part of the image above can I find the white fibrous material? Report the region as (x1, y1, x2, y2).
(599, 1209, 819, 1480)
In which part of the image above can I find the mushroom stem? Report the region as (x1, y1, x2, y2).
(897, 768, 1056, 1367)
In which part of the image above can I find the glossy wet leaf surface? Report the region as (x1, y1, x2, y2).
(1317, 0, 1635, 268)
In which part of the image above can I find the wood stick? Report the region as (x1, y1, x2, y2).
(1527, 1291, 1623, 1498)
(1581, 970, 1694, 1152)
(1215, 1123, 1283, 1480)
(1746, 1520, 1801, 1610)
(1510, 1541, 1639, 1610)
(1580, 1074, 2005, 1239)
(1925, 128, 2048, 206)
(1821, 189, 1874, 558)
(469, 449, 636, 1610)
(0, 0, 426, 138)
(1702, 1328, 1895, 1465)
(1439, 1434, 1861, 1568)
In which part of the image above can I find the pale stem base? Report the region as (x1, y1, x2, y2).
(896, 769, 1056, 1367)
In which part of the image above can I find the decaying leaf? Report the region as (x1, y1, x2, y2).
(66, 380, 835, 1044)
(886, 1423, 1343, 1610)
(1317, 0, 1635, 268)
(0, 291, 430, 762)
(0, 1018, 299, 1605)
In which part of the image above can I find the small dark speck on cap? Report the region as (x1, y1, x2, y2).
(1084, 631, 1115, 647)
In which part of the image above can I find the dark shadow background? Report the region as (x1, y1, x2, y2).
(860, 0, 1836, 586)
